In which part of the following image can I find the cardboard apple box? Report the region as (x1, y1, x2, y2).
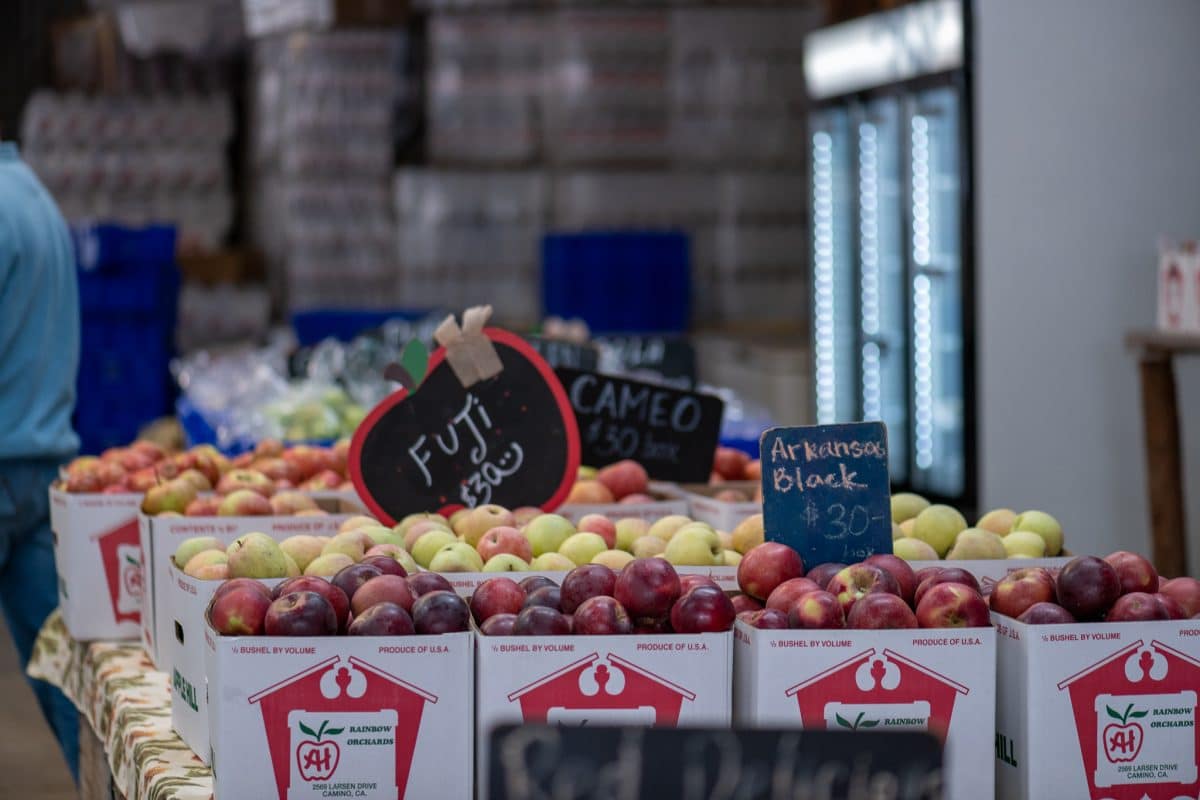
(49, 487, 144, 640)
(680, 481, 760, 532)
(909, 557, 1073, 595)
(140, 497, 362, 671)
(205, 623, 474, 799)
(734, 620, 997, 799)
(557, 481, 688, 524)
(476, 630, 733, 797)
(438, 565, 740, 596)
(992, 612, 1200, 800)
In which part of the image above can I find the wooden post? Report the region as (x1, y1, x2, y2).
(1136, 351, 1188, 577)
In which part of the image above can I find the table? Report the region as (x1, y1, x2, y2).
(1125, 329, 1199, 578)
(26, 611, 213, 800)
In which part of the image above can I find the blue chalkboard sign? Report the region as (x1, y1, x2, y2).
(760, 422, 892, 566)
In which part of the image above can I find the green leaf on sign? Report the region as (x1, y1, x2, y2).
(1129, 710, 1148, 719)
(299, 722, 316, 738)
(125, 555, 139, 566)
(1106, 706, 1123, 722)
(835, 713, 853, 729)
(860, 719, 880, 729)
(400, 339, 429, 387)
(325, 727, 344, 736)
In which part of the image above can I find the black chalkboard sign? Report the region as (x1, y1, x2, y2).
(349, 329, 580, 523)
(488, 725, 943, 800)
(594, 335, 696, 385)
(760, 422, 893, 566)
(524, 336, 600, 372)
(555, 367, 723, 482)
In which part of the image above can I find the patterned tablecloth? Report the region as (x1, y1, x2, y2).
(27, 611, 214, 800)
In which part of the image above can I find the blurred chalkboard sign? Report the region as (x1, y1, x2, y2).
(594, 335, 696, 386)
(761, 422, 893, 566)
(524, 336, 600, 371)
(488, 725, 943, 800)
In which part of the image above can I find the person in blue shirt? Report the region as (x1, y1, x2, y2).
(0, 140, 80, 781)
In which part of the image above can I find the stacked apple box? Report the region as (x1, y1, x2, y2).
(204, 621, 474, 798)
(558, 481, 689, 524)
(680, 481, 760, 532)
(49, 487, 144, 640)
(734, 620, 997, 798)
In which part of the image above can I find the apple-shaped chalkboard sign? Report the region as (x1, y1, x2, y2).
(349, 316, 580, 525)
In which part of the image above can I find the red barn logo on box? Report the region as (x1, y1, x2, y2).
(507, 653, 695, 727)
(248, 655, 437, 800)
(94, 519, 141, 624)
(785, 648, 968, 740)
(1057, 639, 1200, 798)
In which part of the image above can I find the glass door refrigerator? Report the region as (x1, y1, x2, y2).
(805, 0, 974, 507)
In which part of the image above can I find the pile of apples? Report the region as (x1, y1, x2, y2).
(173, 516, 418, 581)
(890, 493, 1064, 562)
(564, 459, 657, 505)
(733, 542, 992, 630)
(141, 439, 353, 517)
(471, 558, 736, 636)
(207, 563, 471, 637)
(62, 440, 181, 493)
(990, 551, 1200, 623)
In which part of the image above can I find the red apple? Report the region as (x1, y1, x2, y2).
(737, 543, 805, 601)
(1017, 602, 1076, 625)
(989, 568, 1057, 619)
(787, 590, 845, 630)
(348, 602, 415, 636)
(806, 563, 847, 592)
(301, 469, 343, 491)
(411, 590, 471, 634)
(614, 558, 681, 620)
(712, 447, 750, 480)
(513, 605, 572, 635)
(331, 564, 384, 607)
(916, 583, 989, 628)
(730, 594, 763, 615)
(272, 576, 350, 630)
(561, 565, 618, 614)
(477, 526, 533, 563)
(185, 496, 221, 517)
(216, 489, 272, 516)
(215, 577, 272, 603)
(360, 555, 408, 578)
(865, 554, 918, 605)
(827, 564, 900, 616)
(670, 585, 736, 633)
(470, 577, 527, 623)
(1155, 593, 1186, 620)
(847, 593, 917, 629)
(679, 574, 721, 595)
(914, 568, 981, 606)
(408, 572, 454, 597)
(480, 613, 518, 636)
(216, 469, 274, 497)
(253, 457, 301, 484)
(596, 460, 649, 500)
(714, 489, 749, 502)
(619, 493, 655, 504)
(741, 608, 790, 629)
(207, 583, 272, 635)
(1106, 592, 1170, 622)
(1103, 551, 1159, 596)
(351, 575, 415, 616)
(1056, 556, 1122, 621)
(913, 566, 942, 587)
(573, 596, 633, 635)
(265, 591, 338, 636)
(1159, 577, 1200, 618)
(523, 585, 562, 611)
(519, 575, 558, 595)
(765, 578, 821, 613)
(576, 514, 618, 548)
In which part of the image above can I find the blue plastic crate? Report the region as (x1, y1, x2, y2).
(541, 231, 690, 334)
(291, 308, 434, 347)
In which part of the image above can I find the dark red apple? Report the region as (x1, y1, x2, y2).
(470, 577, 527, 623)
(331, 563, 383, 608)
(865, 554, 918, 605)
(913, 566, 942, 587)
(480, 613, 518, 636)
(765, 578, 821, 613)
(787, 590, 845, 630)
(560, 565, 617, 614)
(215, 577, 272, 603)
(1017, 602, 1075, 625)
(1159, 577, 1200, 617)
(272, 576, 350, 631)
(1056, 556, 1121, 621)
(1103, 551, 1158, 596)
(679, 574, 721, 595)
(408, 572, 455, 597)
(265, 591, 337, 636)
(514, 605, 572, 635)
(1106, 592, 1170, 622)
(523, 585, 562, 611)
(348, 602, 415, 635)
(916, 583, 989, 628)
(207, 583, 272, 635)
(914, 568, 981, 606)
(737, 543, 805, 601)
(519, 575, 558, 594)
(847, 593, 917, 629)
(411, 590, 471, 634)
(730, 594, 763, 615)
(741, 608, 790, 629)
(350, 575, 415, 616)
(989, 568, 1057, 619)
(573, 596, 633, 635)
(614, 558, 681, 621)
(670, 585, 736, 634)
(805, 562, 847, 591)
(826, 564, 901, 616)
(361, 555, 408, 578)
(1155, 593, 1186, 620)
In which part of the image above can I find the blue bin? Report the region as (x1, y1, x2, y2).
(541, 231, 690, 335)
(291, 309, 434, 347)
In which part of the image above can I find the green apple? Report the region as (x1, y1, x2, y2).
(614, 517, 649, 552)
(358, 525, 405, 548)
(899, 518, 916, 537)
(910, 504, 967, 557)
(279, 535, 325, 572)
(1010, 510, 1063, 556)
(340, 515, 382, 533)
(890, 492, 930, 523)
(524, 514, 576, 557)
(304, 553, 355, 576)
(183, 549, 228, 578)
(392, 549, 419, 575)
(174, 536, 223, 570)
(663, 526, 722, 566)
(647, 515, 696, 542)
(321, 531, 367, 562)
(946, 528, 1006, 560)
(892, 523, 904, 541)
(530, 552, 575, 571)
(577, 465, 597, 480)
(1003, 531, 1046, 558)
(403, 519, 452, 551)
(429, 541, 485, 573)
(483, 554, 531, 572)
(283, 553, 301, 577)
(976, 508, 1016, 536)
(454, 504, 516, 547)
(631, 536, 666, 558)
(722, 549, 742, 566)
(394, 512, 444, 537)
(592, 549, 635, 570)
(893, 537, 938, 561)
(227, 532, 291, 579)
(412, 529, 458, 568)
(558, 532, 608, 566)
(731, 514, 764, 553)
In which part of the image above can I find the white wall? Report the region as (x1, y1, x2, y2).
(974, 0, 1200, 574)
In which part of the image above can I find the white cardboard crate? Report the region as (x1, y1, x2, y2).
(680, 481, 759, 532)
